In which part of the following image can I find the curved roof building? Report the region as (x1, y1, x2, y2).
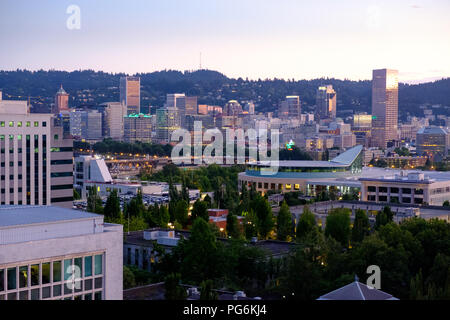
(238, 145, 363, 195)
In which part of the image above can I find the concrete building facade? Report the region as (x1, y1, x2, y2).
(0, 206, 123, 300)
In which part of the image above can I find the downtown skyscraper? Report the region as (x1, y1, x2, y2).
(371, 69, 399, 149)
(120, 76, 141, 115)
(316, 85, 337, 120)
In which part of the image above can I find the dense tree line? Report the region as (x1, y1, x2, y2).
(1, 69, 449, 119)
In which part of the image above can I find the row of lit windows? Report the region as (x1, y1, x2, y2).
(0, 254, 104, 300)
(0, 121, 46, 128)
(248, 181, 301, 191)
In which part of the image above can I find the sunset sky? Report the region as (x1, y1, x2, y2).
(1, 0, 449, 83)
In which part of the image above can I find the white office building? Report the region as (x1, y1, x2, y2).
(0, 205, 123, 300)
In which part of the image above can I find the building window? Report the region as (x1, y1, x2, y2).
(9, 121, 14, 127)
(402, 188, 412, 194)
(379, 187, 388, 193)
(84, 256, 92, 277)
(378, 196, 387, 202)
(26, 121, 30, 127)
(402, 197, 411, 203)
(94, 255, 103, 275)
(34, 121, 39, 127)
(42, 121, 47, 127)
(18, 121, 22, 127)
(54, 134, 59, 140)
(390, 187, 399, 194)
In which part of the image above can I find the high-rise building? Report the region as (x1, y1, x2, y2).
(223, 100, 243, 117)
(69, 109, 83, 138)
(352, 114, 373, 147)
(120, 77, 140, 115)
(416, 127, 449, 160)
(124, 113, 152, 143)
(81, 110, 102, 140)
(316, 85, 337, 119)
(53, 85, 69, 114)
(184, 96, 198, 115)
(371, 69, 398, 149)
(156, 107, 181, 143)
(99, 102, 127, 140)
(0, 205, 123, 300)
(279, 96, 301, 119)
(0, 98, 73, 208)
(165, 93, 186, 109)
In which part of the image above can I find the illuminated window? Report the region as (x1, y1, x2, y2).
(9, 121, 14, 127)
(18, 121, 22, 127)
(34, 121, 39, 127)
(26, 122, 30, 127)
(294, 184, 300, 190)
(285, 184, 292, 190)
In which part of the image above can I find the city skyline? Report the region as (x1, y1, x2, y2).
(0, 0, 449, 84)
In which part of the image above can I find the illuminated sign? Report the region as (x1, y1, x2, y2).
(286, 139, 295, 151)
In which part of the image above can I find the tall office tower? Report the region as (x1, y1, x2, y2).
(223, 100, 243, 116)
(69, 109, 83, 138)
(120, 76, 141, 115)
(165, 93, 186, 109)
(124, 113, 152, 143)
(81, 110, 102, 140)
(0, 97, 73, 208)
(53, 85, 69, 114)
(279, 96, 301, 119)
(156, 107, 181, 143)
(352, 114, 373, 147)
(184, 96, 198, 115)
(371, 69, 399, 149)
(316, 85, 337, 119)
(99, 102, 127, 140)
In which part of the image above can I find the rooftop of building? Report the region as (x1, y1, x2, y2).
(417, 126, 448, 135)
(0, 205, 101, 228)
(124, 229, 296, 257)
(317, 279, 398, 300)
(252, 145, 363, 168)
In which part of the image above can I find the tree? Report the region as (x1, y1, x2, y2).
(277, 201, 293, 241)
(191, 200, 209, 222)
(226, 213, 243, 239)
(149, 204, 170, 228)
(174, 200, 189, 228)
(103, 189, 121, 219)
(252, 195, 274, 239)
(73, 188, 81, 200)
(164, 273, 187, 300)
(243, 209, 258, 240)
(296, 206, 319, 241)
(123, 266, 136, 289)
(351, 209, 370, 243)
(181, 218, 222, 282)
(375, 206, 394, 229)
(203, 194, 212, 208)
(200, 280, 218, 300)
(124, 191, 146, 218)
(443, 200, 450, 207)
(87, 186, 103, 214)
(325, 208, 351, 247)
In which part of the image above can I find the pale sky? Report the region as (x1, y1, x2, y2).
(0, 0, 449, 83)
